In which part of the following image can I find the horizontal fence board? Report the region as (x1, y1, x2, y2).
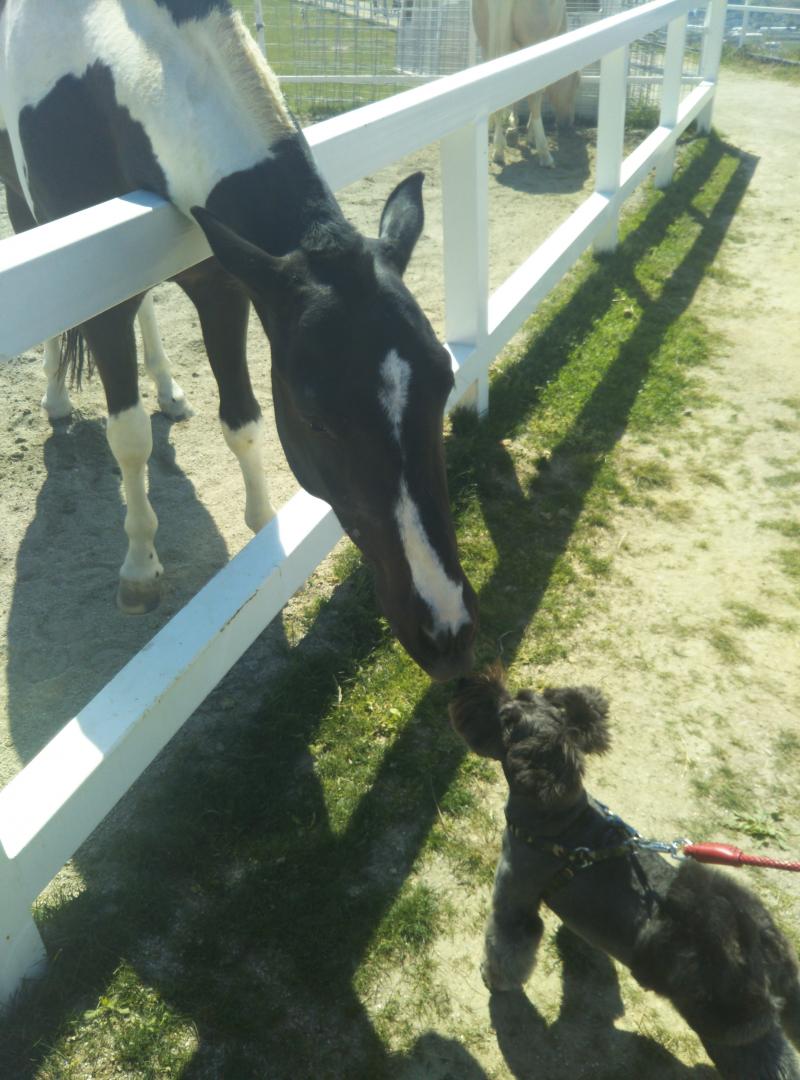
(306, 0, 700, 189)
(0, 195, 211, 360)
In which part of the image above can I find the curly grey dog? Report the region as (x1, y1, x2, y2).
(449, 669, 800, 1080)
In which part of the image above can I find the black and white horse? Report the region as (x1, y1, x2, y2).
(0, 0, 478, 680)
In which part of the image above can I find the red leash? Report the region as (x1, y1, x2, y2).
(682, 842, 800, 872)
(595, 804, 800, 873)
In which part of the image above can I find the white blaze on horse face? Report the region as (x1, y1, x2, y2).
(379, 350, 470, 638)
(0, 0, 295, 214)
(395, 480, 471, 638)
(379, 349, 411, 444)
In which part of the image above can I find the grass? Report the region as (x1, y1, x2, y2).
(2, 130, 786, 1078)
(721, 43, 800, 85)
(234, 0, 407, 118)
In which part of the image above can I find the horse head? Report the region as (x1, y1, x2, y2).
(193, 173, 477, 681)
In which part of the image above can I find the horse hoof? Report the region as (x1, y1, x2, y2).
(158, 391, 193, 421)
(117, 576, 161, 614)
(41, 392, 73, 420)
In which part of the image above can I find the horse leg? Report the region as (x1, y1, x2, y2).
(526, 89, 555, 167)
(4, 184, 74, 417)
(81, 297, 164, 614)
(176, 263, 275, 533)
(491, 111, 509, 165)
(548, 71, 579, 131)
(41, 336, 74, 419)
(138, 290, 193, 420)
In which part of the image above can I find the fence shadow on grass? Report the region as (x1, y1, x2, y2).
(0, 135, 757, 1079)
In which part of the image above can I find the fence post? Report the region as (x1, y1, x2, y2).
(440, 118, 490, 415)
(655, 14, 688, 189)
(594, 45, 629, 254)
(740, 0, 750, 49)
(697, 0, 728, 133)
(0, 844, 47, 1007)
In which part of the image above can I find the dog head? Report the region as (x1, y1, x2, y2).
(449, 669, 611, 809)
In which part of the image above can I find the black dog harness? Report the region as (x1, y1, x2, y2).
(507, 802, 688, 895)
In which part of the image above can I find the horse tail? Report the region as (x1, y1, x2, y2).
(59, 327, 93, 389)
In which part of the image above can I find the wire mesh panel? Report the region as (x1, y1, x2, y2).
(241, 0, 704, 121)
(567, 0, 704, 123)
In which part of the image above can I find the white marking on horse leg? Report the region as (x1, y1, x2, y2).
(395, 480, 470, 639)
(138, 292, 192, 419)
(527, 93, 554, 168)
(221, 418, 275, 532)
(40, 337, 73, 419)
(379, 350, 411, 442)
(106, 402, 163, 612)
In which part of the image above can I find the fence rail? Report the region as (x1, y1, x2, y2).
(0, 0, 727, 1005)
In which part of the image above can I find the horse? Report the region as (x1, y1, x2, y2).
(0, 0, 478, 682)
(471, 0, 580, 166)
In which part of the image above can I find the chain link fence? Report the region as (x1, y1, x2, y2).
(241, 0, 706, 120)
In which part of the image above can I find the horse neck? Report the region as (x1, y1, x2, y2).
(205, 129, 352, 258)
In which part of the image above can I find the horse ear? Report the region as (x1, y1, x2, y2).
(377, 172, 425, 276)
(191, 206, 291, 294)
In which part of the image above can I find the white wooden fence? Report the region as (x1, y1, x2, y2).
(0, 0, 727, 1006)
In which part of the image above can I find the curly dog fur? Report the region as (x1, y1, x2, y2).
(449, 669, 800, 1079)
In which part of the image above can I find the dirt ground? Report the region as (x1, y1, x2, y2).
(1, 69, 799, 1077)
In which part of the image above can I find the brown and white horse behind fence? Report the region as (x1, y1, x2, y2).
(472, 0, 580, 166)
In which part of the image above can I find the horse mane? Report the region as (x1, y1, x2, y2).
(212, 9, 295, 142)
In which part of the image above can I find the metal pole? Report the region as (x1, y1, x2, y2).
(254, 0, 267, 58)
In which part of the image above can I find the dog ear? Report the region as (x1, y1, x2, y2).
(448, 664, 510, 760)
(542, 686, 611, 755)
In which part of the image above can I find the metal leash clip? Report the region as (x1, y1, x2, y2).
(633, 837, 692, 859)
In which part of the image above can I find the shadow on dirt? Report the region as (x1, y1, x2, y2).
(493, 125, 592, 195)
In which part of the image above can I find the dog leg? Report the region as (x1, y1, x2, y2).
(701, 1028, 800, 1080)
(481, 849, 545, 992)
